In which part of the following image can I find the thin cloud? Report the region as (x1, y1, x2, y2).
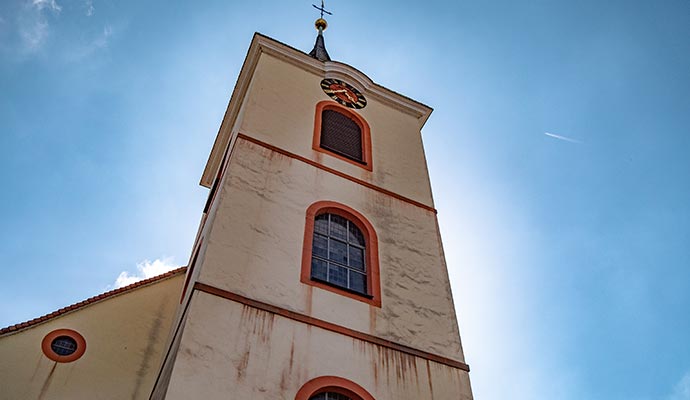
(111, 258, 179, 289)
(93, 25, 112, 48)
(544, 132, 582, 144)
(63, 24, 113, 62)
(19, 19, 49, 50)
(31, 0, 62, 13)
(18, 0, 62, 51)
(669, 371, 690, 400)
(85, 0, 95, 17)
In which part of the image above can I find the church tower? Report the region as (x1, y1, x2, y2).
(151, 13, 473, 400)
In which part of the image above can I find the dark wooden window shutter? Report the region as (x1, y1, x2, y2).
(320, 110, 363, 163)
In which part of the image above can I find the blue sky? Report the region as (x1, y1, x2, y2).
(1, 1, 689, 399)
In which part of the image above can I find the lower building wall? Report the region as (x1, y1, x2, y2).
(0, 274, 183, 400)
(162, 290, 473, 400)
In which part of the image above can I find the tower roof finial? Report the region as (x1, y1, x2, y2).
(309, 0, 332, 62)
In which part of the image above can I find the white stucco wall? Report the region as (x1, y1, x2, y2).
(239, 53, 435, 208)
(163, 291, 472, 400)
(198, 138, 464, 362)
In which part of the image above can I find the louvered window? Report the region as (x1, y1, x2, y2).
(320, 109, 363, 163)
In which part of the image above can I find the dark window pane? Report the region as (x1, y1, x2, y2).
(51, 336, 77, 356)
(328, 263, 348, 287)
(310, 393, 350, 400)
(314, 214, 329, 235)
(327, 393, 351, 400)
(320, 109, 363, 162)
(349, 246, 365, 271)
(350, 271, 367, 294)
(328, 239, 348, 265)
(311, 212, 369, 297)
(311, 258, 328, 281)
(348, 223, 365, 246)
(312, 234, 329, 258)
(329, 215, 348, 241)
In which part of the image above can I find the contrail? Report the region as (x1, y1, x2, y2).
(544, 132, 581, 144)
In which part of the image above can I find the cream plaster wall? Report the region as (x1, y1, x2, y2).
(154, 40, 471, 399)
(163, 291, 472, 400)
(239, 53, 435, 208)
(198, 138, 464, 362)
(0, 274, 183, 400)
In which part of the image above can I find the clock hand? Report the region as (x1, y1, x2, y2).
(326, 89, 356, 102)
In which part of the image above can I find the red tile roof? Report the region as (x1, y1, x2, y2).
(0, 267, 187, 336)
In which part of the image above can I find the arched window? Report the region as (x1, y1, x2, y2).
(313, 101, 372, 171)
(295, 376, 375, 400)
(301, 201, 381, 307)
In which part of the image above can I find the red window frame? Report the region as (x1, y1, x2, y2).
(301, 201, 381, 307)
(295, 376, 375, 400)
(313, 101, 373, 171)
(41, 328, 87, 363)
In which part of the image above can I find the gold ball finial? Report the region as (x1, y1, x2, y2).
(315, 18, 328, 31)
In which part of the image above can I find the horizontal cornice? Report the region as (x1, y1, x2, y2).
(237, 133, 437, 213)
(194, 282, 470, 372)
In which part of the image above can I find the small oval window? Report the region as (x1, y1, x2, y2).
(41, 329, 86, 362)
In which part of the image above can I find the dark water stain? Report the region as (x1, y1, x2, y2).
(37, 362, 57, 400)
(237, 348, 251, 381)
(131, 301, 166, 399)
(425, 360, 434, 398)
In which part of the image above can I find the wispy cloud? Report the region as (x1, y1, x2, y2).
(18, 0, 62, 51)
(63, 24, 113, 62)
(31, 0, 62, 13)
(544, 131, 582, 144)
(19, 18, 49, 50)
(669, 371, 690, 400)
(85, 0, 95, 17)
(111, 258, 180, 289)
(93, 24, 112, 48)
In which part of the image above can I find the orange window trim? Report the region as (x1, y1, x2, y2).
(41, 328, 87, 363)
(295, 376, 375, 400)
(301, 201, 381, 307)
(313, 100, 373, 172)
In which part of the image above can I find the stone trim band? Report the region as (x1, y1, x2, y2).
(237, 133, 437, 214)
(194, 282, 470, 372)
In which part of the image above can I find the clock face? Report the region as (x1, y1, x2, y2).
(320, 78, 367, 109)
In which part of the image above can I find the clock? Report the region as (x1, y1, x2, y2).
(320, 78, 367, 109)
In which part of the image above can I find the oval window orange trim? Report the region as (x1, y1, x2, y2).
(41, 328, 87, 363)
(313, 101, 373, 171)
(295, 376, 375, 400)
(301, 200, 381, 307)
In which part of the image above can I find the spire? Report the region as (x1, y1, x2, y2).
(309, 1, 332, 62)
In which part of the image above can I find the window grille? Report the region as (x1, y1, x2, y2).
(51, 336, 78, 356)
(311, 213, 367, 295)
(310, 393, 353, 400)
